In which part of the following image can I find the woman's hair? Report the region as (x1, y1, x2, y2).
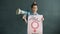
(31, 2, 37, 8)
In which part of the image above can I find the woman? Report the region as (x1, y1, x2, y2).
(16, 1, 44, 34)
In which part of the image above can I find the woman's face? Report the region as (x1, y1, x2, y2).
(32, 5, 38, 13)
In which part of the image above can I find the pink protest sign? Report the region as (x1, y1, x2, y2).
(27, 15, 44, 34)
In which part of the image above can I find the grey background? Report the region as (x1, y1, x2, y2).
(0, 0, 60, 34)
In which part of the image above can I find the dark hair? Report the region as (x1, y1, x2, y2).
(31, 2, 37, 8)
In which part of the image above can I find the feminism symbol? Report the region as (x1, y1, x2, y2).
(31, 21, 39, 32)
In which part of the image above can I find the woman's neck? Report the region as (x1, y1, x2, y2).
(33, 12, 37, 14)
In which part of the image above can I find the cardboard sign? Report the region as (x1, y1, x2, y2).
(27, 15, 43, 34)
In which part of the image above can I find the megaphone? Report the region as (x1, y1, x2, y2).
(16, 8, 28, 15)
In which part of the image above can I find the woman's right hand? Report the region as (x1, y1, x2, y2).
(22, 15, 27, 23)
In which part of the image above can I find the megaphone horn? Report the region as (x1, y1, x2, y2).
(16, 8, 27, 15)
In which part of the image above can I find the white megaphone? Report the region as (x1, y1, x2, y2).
(16, 8, 28, 15)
